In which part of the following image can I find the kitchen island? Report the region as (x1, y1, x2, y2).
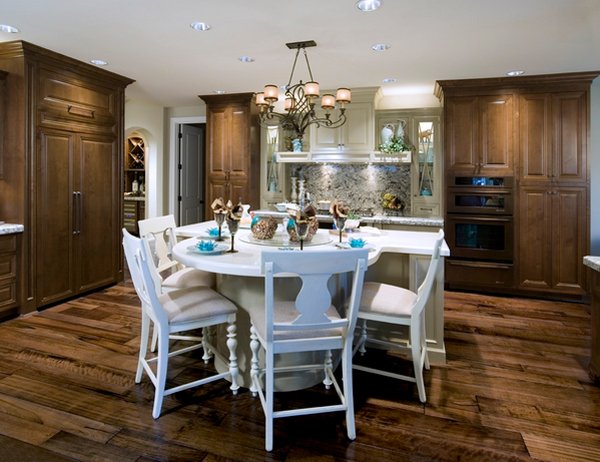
(584, 256, 600, 383)
(174, 221, 448, 389)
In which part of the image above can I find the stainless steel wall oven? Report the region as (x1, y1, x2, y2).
(445, 175, 515, 290)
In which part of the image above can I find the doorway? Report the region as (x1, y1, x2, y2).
(169, 116, 207, 225)
(178, 123, 205, 225)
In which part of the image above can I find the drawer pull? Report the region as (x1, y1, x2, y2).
(67, 105, 95, 119)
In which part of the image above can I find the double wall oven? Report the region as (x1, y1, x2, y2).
(445, 175, 515, 290)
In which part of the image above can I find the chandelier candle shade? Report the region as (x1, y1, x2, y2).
(254, 40, 351, 141)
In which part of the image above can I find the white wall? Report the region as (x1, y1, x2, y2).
(124, 98, 165, 216)
(591, 77, 600, 255)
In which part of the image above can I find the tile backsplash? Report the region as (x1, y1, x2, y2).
(290, 163, 411, 215)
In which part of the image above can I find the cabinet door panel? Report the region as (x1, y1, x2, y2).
(553, 92, 586, 183)
(343, 102, 372, 151)
(207, 107, 229, 175)
(36, 129, 76, 304)
(519, 94, 551, 181)
(230, 106, 249, 176)
(517, 187, 552, 290)
(78, 135, 118, 292)
(479, 95, 513, 172)
(445, 97, 478, 171)
(552, 187, 586, 291)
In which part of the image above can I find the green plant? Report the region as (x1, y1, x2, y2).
(378, 135, 413, 154)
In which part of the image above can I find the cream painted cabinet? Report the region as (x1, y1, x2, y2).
(375, 108, 442, 217)
(309, 87, 377, 160)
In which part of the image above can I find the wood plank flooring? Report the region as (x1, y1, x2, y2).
(0, 283, 598, 461)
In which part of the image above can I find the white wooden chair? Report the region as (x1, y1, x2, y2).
(138, 215, 215, 352)
(248, 249, 368, 451)
(353, 230, 444, 403)
(122, 229, 239, 419)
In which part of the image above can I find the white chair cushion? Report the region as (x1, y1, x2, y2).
(248, 301, 343, 340)
(162, 267, 215, 290)
(360, 282, 417, 317)
(159, 287, 236, 323)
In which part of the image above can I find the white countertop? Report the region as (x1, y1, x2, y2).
(584, 256, 600, 273)
(0, 223, 24, 235)
(174, 221, 449, 277)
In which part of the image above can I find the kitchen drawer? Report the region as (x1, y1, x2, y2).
(413, 203, 440, 217)
(0, 280, 17, 310)
(446, 259, 514, 289)
(0, 234, 17, 253)
(0, 254, 17, 281)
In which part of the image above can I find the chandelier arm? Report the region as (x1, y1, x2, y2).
(287, 47, 302, 88)
(303, 48, 315, 82)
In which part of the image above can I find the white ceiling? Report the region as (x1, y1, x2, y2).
(1, 0, 599, 107)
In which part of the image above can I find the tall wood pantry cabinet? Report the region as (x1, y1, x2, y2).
(0, 41, 133, 313)
(436, 71, 598, 300)
(199, 93, 260, 219)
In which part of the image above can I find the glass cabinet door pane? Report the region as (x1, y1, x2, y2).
(266, 126, 279, 193)
(417, 121, 434, 198)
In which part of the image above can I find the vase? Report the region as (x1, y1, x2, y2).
(380, 124, 394, 145)
(395, 119, 406, 140)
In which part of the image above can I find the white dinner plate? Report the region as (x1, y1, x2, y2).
(187, 243, 229, 255)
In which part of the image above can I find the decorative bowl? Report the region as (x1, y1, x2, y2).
(345, 218, 361, 230)
(286, 217, 319, 242)
(251, 215, 278, 240)
(196, 240, 217, 252)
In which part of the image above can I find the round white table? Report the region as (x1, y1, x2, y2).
(173, 221, 448, 390)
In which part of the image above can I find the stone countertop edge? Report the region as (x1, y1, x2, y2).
(584, 256, 600, 273)
(0, 223, 25, 235)
(252, 210, 443, 227)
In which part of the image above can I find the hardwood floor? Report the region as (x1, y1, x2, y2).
(0, 283, 598, 461)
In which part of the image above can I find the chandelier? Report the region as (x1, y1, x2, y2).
(254, 40, 351, 140)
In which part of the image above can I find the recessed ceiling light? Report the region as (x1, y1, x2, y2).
(371, 43, 390, 52)
(356, 0, 382, 12)
(90, 59, 108, 66)
(213, 90, 226, 94)
(507, 70, 525, 77)
(0, 24, 19, 33)
(382, 77, 397, 84)
(190, 22, 211, 31)
(239, 56, 255, 63)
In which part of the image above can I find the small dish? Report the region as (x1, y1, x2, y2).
(187, 243, 228, 255)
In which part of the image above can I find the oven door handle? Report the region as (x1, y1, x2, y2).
(448, 215, 512, 222)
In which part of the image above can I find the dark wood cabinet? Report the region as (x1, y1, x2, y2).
(199, 93, 260, 219)
(517, 89, 589, 296)
(436, 72, 597, 299)
(444, 93, 514, 175)
(519, 91, 588, 185)
(0, 41, 133, 313)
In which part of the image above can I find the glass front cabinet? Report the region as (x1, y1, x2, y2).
(375, 108, 442, 217)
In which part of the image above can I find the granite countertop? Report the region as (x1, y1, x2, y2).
(584, 256, 600, 273)
(253, 210, 443, 228)
(0, 223, 25, 235)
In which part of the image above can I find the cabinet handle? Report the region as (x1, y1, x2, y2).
(67, 105, 95, 119)
(73, 192, 78, 235)
(76, 192, 82, 235)
(72, 192, 82, 235)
